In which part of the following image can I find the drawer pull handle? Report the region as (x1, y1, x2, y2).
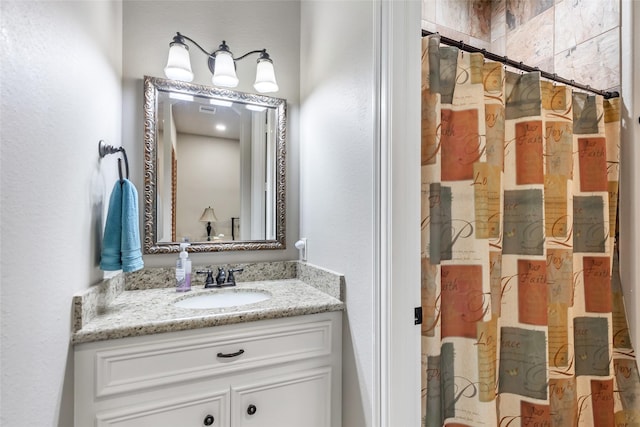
(247, 404, 257, 415)
(216, 349, 245, 358)
(203, 414, 215, 425)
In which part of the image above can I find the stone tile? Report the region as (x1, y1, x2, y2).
(554, 28, 620, 91)
(506, 0, 554, 31)
(470, 36, 491, 51)
(470, 0, 492, 41)
(491, 0, 506, 41)
(554, 0, 620, 53)
(436, 0, 470, 35)
(435, 24, 471, 44)
(422, 20, 437, 33)
(423, 0, 436, 23)
(506, 7, 554, 66)
(532, 56, 554, 75)
(492, 35, 506, 56)
(425, 0, 620, 96)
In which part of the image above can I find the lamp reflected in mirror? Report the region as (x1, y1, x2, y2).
(199, 206, 218, 241)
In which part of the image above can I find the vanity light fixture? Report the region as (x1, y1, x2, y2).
(199, 206, 218, 241)
(164, 32, 279, 93)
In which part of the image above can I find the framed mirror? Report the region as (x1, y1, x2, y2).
(142, 76, 286, 253)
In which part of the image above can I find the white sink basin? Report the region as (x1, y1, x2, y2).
(174, 290, 271, 309)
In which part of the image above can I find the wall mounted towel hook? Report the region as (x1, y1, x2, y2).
(98, 140, 129, 181)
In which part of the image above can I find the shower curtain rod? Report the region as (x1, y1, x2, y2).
(422, 30, 620, 99)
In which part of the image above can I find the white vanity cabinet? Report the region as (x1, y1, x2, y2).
(74, 312, 342, 427)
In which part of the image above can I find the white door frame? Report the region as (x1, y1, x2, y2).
(376, 1, 422, 426)
(620, 0, 640, 351)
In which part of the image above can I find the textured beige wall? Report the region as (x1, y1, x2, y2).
(422, 0, 620, 91)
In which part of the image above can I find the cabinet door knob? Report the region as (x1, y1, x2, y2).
(203, 414, 215, 425)
(247, 404, 257, 415)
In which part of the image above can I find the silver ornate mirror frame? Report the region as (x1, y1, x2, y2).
(143, 75, 287, 253)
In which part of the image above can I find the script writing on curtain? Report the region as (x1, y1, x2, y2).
(420, 34, 639, 427)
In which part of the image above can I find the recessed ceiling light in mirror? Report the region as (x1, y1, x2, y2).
(246, 105, 266, 112)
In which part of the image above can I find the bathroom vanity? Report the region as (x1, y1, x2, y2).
(73, 263, 344, 427)
(74, 73, 345, 425)
(75, 312, 341, 427)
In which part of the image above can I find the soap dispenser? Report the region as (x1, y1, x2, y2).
(176, 242, 192, 292)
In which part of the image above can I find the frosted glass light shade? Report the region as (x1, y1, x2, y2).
(253, 58, 279, 93)
(212, 51, 239, 88)
(164, 43, 194, 82)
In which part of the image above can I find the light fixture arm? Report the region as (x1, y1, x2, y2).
(171, 33, 270, 71)
(234, 49, 270, 62)
(172, 32, 212, 58)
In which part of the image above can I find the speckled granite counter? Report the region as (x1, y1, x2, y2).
(72, 262, 345, 344)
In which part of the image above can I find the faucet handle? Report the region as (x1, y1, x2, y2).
(226, 268, 244, 285)
(197, 270, 215, 287)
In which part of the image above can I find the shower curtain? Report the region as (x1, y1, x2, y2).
(420, 35, 640, 426)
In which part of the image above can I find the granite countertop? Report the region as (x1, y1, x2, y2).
(73, 277, 344, 344)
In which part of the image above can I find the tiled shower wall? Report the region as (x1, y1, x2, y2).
(422, 0, 620, 91)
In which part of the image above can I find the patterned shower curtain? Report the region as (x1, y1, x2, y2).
(420, 35, 640, 426)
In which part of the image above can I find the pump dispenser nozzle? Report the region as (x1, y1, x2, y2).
(176, 242, 192, 292)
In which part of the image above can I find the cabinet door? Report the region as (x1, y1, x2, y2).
(95, 389, 229, 427)
(231, 367, 332, 427)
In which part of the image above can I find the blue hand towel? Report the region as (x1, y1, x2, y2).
(100, 181, 123, 271)
(120, 179, 144, 272)
(100, 179, 144, 272)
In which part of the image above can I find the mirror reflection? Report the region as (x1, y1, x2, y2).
(143, 76, 286, 253)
